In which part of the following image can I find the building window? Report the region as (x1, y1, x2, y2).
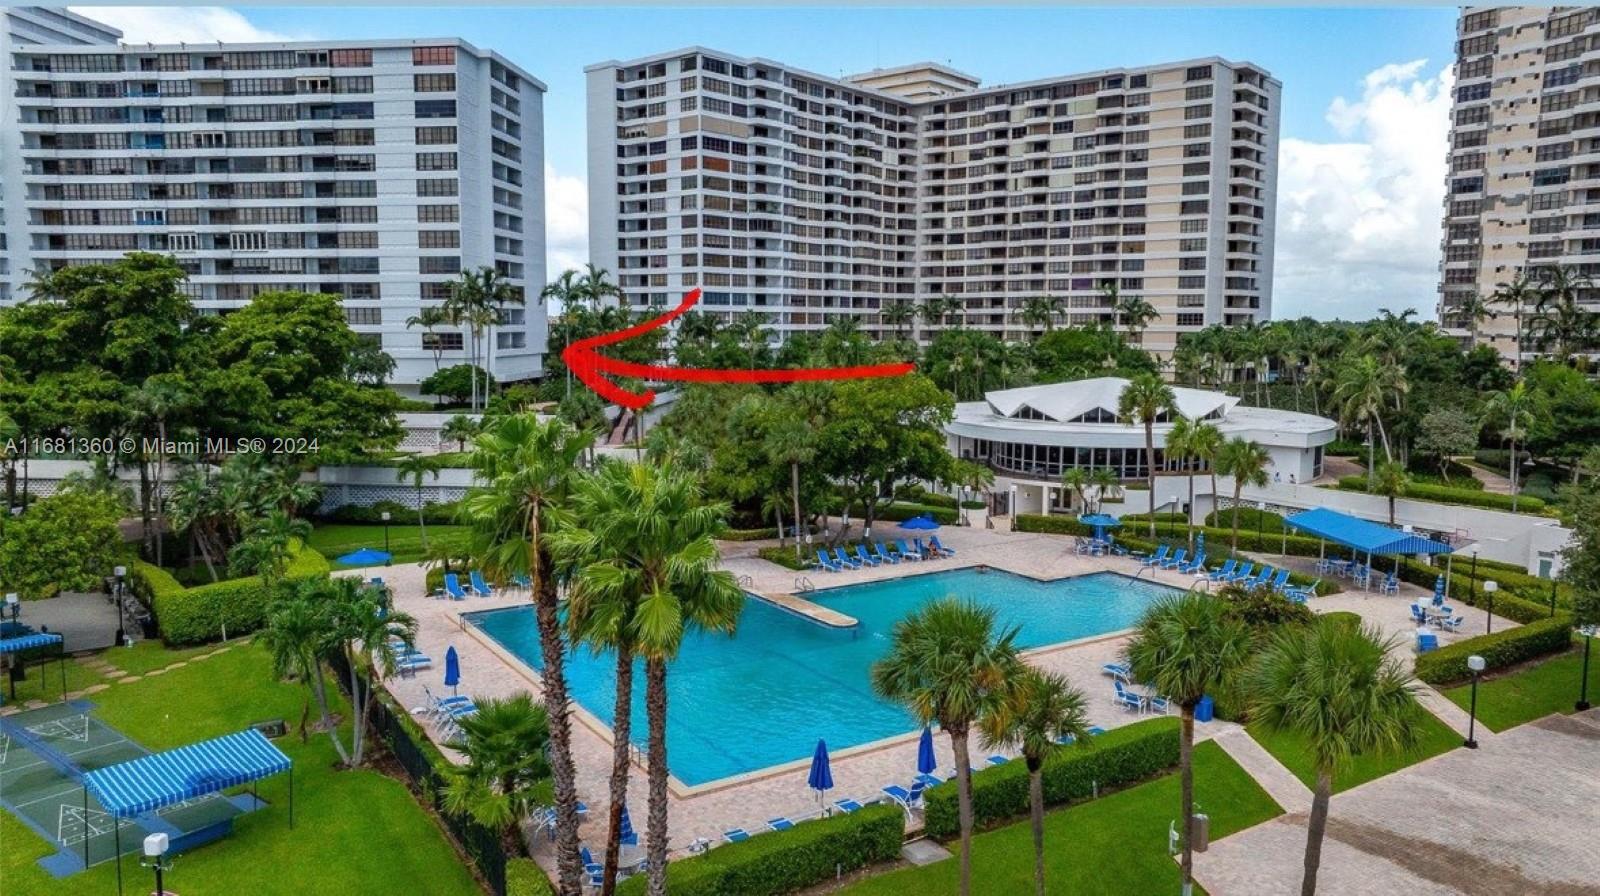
(418, 204, 460, 223)
(416, 152, 458, 171)
(413, 46, 456, 66)
(420, 256, 461, 274)
(415, 99, 456, 119)
(414, 73, 456, 92)
(422, 331, 464, 351)
(419, 230, 460, 248)
(1184, 65, 1213, 82)
(345, 307, 382, 326)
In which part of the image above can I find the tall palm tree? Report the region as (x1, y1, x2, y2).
(1061, 466, 1090, 514)
(1372, 461, 1410, 525)
(406, 304, 455, 374)
(873, 598, 1023, 896)
(980, 668, 1091, 896)
(557, 461, 742, 896)
(576, 262, 623, 310)
(1089, 466, 1121, 514)
(260, 586, 340, 753)
(1454, 293, 1497, 344)
(448, 267, 524, 411)
(1216, 437, 1270, 551)
(881, 299, 918, 340)
(394, 454, 444, 551)
(1124, 594, 1253, 896)
(763, 408, 815, 563)
(1190, 422, 1225, 527)
(442, 694, 552, 858)
(541, 269, 583, 397)
(1114, 292, 1160, 345)
(1481, 381, 1534, 511)
(326, 576, 417, 767)
(462, 415, 592, 896)
(1490, 274, 1540, 373)
(1247, 619, 1420, 896)
(1332, 354, 1407, 478)
(1165, 415, 1200, 548)
(130, 377, 187, 566)
(1020, 295, 1063, 334)
(1118, 374, 1178, 537)
(1528, 284, 1599, 364)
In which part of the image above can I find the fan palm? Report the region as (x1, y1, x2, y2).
(979, 668, 1091, 896)
(442, 414, 480, 451)
(1124, 593, 1252, 896)
(442, 694, 552, 858)
(1481, 381, 1534, 511)
(1246, 619, 1420, 896)
(1216, 438, 1270, 551)
(394, 454, 444, 551)
(872, 597, 1023, 896)
(1118, 374, 1178, 537)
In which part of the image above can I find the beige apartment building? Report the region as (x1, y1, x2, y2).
(587, 49, 1280, 355)
(1440, 6, 1600, 362)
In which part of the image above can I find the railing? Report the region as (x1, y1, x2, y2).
(795, 576, 815, 593)
(736, 574, 753, 589)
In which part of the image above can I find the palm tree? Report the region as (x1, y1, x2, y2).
(1114, 292, 1160, 345)
(1372, 461, 1410, 525)
(1454, 293, 1497, 344)
(1332, 354, 1406, 478)
(326, 576, 417, 767)
(448, 267, 524, 411)
(1061, 466, 1090, 514)
(442, 694, 552, 858)
(576, 262, 623, 310)
(394, 454, 444, 551)
(129, 377, 188, 565)
(229, 509, 311, 584)
(1482, 381, 1534, 511)
(1089, 466, 1121, 514)
(406, 304, 455, 379)
(442, 414, 479, 452)
(1020, 295, 1063, 334)
(461, 415, 592, 895)
(872, 597, 1023, 896)
(541, 269, 583, 397)
(1118, 374, 1178, 538)
(763, 408, 816, 563)
(259, 586, 341, 752)
(1190, 422, 1225, 527)
(881, 299, 918, 340)
(557, 461, 742, 896)
(1124, 593, 1253, 896)
(980, 668, 1091, 896)
(1490, 274, 1540, 372)
(1165, 416, 1199, 548)
(1246, 619, 1420, 896)
(1216, 437, 1270, 551)
(1531, 264, 1595, 363)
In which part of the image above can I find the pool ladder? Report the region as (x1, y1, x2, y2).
(736, 574, 753, 589)
(795, 576, 815, 593)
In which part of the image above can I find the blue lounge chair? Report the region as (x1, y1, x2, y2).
(816, 550, 842, 572)
(1243, 566, 1274, 589)
(443, 573, 468, 601)
(1113, 681, 1144, 713)
(1207, 559, 1238, 582)
(1266, 569, 1291, 592)
(1439, 615, 1465, 632)
(882, 780, 926, 811)
(929, 536, 956, 558)
(469, 570, 494, 597)
(1160, 548, 1188, 570)
(1147, 694, 1172, 715)
(896, 538, 923, 561)
(1283, 579, 1320, 603)
(1379, 573, 1399, 595)
(579, 846, 604, 886)
(986, 754, 1008, 766)
(833, 547, 861, 570)
(873, 542, 900, 564)
(1140, 545, 1170, 568)
(396, 654, 432, 675)
(1087, 726, 1106, 736)
(832, 798, 863, 814)
(1178, 552, 1208, 574)
(1223, 562, 1255, 584)
(723, 828, 751, 843)
(915, 772, 946, 788)
(1416, 632, 1439, 653)
(767, 817, 794, 831)
(1101, 662, 1131, 680)
(855, 544, 881, 567)
(914, 538, 937, 561)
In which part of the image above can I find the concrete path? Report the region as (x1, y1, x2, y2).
(1462, 460, 1514, 495)
(1212, 728, 1313, 814)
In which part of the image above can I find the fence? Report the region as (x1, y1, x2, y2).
(327, 651, 507, 896)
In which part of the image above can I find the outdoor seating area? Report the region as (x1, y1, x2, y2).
(1101, 663, 1175, 717)
(814, 534, 956, 573)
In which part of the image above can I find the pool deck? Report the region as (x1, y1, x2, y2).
(359, 522, 1518, 876)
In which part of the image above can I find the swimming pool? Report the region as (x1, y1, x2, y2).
(466, 568, 1178, 786)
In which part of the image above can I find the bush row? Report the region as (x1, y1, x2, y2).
(1333, 476, 1547, 514)
(616, 803, 903, 896)
(506, 859, 555, 896)
(923, 717, 1180, 838)
(317, 499, 462, 526)
(131, 541, 331, 646)
(1414, 615, 1576, 685)
(845, 501, 960, 526)
(1393, 559, 1556, 624)
(757, 545, 812, 570)
(1203, 507, 1286, 533)
(721, 527, 779, 542)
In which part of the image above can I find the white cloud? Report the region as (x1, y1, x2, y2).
(69, 7, 299, 43)
(1274, 59, 1454, 321)
(545, 164, 589, 278)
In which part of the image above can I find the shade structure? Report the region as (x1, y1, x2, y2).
(443, 646, 461, 695)
(807, 739, 834, 801)
(916, 726, 937, 775)
(1078, 513, 1120, 541)
(82, 728, 291, 819)
(900, 515, 941, 531)
(1284, 508, 1454, 556)
(335, 547, 392, 566)
(0, 632, 62, 654)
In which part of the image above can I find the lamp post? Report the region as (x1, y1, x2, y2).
(113, 565, 127, 647)
(1464, 654, 1485, 749)
(380, 511, 392, 566)
(1579, 625, 1595, 713)
(3, 593, 17, 627)
(1255, 500, 1266, 549)
(141, 832, 171, 896)
(1483, 580, 1497, 635)
(1468, 551, 1478, 606)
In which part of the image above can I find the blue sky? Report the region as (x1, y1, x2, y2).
(78, 6, 1465, 320)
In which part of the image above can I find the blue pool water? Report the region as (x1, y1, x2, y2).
(467, 569, 1177, 786)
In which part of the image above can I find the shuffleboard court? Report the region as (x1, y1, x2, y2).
(0, 701, 244, 876)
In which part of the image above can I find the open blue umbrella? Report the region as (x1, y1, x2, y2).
(807, 739, 834, 806)
(1078, 513, 1121, 542)
(444, 645, 460, 696)
(900, 514, 941, 531)
(336, 547, 392, 566)
(916, 726, 937, 775)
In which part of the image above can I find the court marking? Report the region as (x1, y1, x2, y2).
(25, 714, 90, 744)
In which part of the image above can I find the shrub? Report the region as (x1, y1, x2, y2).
(1414, 615, 1575, 684)
(853, 502, 960, 525)
(317, 500, 461, 526)
(912, 492, 960, 510)
(1012, 514, 1095, 537)
(134, 541, 331, 645)
(616, 803, 903, 896)
(0, 491, 126, 598)
(1334, 476, 1546, 514)
(721, 527, 779, 542)
(1393, 559, 1560, 622)
(923, 716, 1179, 838)
(1203, 507, 1285, 532)
(1324, 439, 1366, 457)
(1216, 583, 1315, 630)
(506, 858, 555, 896)
(1118, 512, 1190, 525)
(757, 546, 812, 570)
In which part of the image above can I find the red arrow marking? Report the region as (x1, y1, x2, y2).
(562, 288, 915, 409)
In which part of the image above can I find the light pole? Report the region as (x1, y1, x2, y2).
(1579, 625, 1595, 713)
(1464, 654, 1485, 749)
(141, 832, 172, 896)
(1482, 580, 1497, 635)
(380, 511, 392, 566)
(3, 592, 17, 627)
(113, 565, 127, 647)
(1255, 500, 1266, 549)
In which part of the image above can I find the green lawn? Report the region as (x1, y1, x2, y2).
(1441, 645, 1599, 732)
(845, 741, 1280, 895)
(307, 523, 469, 567)
(1, 642, 481, 896)
(1247, 706, 1460, 793)
(1, 655, 103, 705)
(100, 639, 221, 676)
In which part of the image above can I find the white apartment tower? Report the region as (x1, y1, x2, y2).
(0, 7, 547, 390)
(586, 48, 1280, 354)
(1439, 6, 1600, 364)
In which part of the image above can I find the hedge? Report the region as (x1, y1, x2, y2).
(317, 500, 462, 526)
(757, 546, 812, 570)
(130, 541, 331, 646)
(721, 527, 780, 542)
(506, 858, 555, 896)
(1334, 476, 1547, 514)
(616, 803, 903, 896)
(1393, 559, 1557, 623)
(850, 502, 960, 526)
(1414, 615, 1575, 685)
(923, 717, 1180, 838)
(1203, 507, 1286, 533)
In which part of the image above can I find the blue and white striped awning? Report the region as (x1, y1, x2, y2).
(82, 728, 290, 818)
(0, 632, 63, 655)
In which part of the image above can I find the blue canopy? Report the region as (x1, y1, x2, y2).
(0, 632, 62, 655)
(1077, 514, 1121, 529)
(1284, 508, 1454, 556)
(900, 515, 941, 531)
(807, 739, 834, 794)
(444, 645, 461, 694)
(336, 547, 392, 566)
(917, 726, 937, 775)
(82, 728, 291, 819)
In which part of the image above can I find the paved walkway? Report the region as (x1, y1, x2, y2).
(1462, 460, 1514, 496)
(1211, 728, 1312, 814)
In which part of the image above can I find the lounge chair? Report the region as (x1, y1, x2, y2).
(986, 755, 1008, 766)
(1222, 562, 1255, 584)
(1101, 662, 1132, 681)
(767, 817, 794, 832)
(1243, 567, 1275, 589)
(1087, 726, 1106, 736)
(1410, 604, 1428, 625)
(395, 653, 432, 675)
(1265, 569, 1291, 592)
(914, 538, 937, 561)
(832, 547, 861, 570)
(816, 550, 842, 573)
(1416, 632, 1439, 653)
(1139, 545, 1171, 568)
(1379, 573, 1399, 596)
(915, 772, 946, 788)
(872, 542, 900, 565)
(1160, 548, 1188, 570)
(1283, 579, 1320, 602)
(1147, 694, 1172, 715)
(832, 798, 863, 814)
(881, 780, 926, 811)
(723, 828, 751, 843)
(469, 570, 495, 597)
(443, 573, 469, 601)
(422, 686, 473, 720)
(1439, 615, 1465, 632)
(896, 538, 923, 561)
(1177, 552, 1208, 574)
(1113, 681, 1144, 713)
(854, 544, 881, 567)
(1207, 559, 1238, 581)
(579, 846, 604, 887)
(929, 536, 956, 558)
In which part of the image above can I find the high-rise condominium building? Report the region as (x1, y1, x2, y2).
(1440, 6, 1600, 363)
(0, 7, 547, 390)
(586, 48, 1279, 354)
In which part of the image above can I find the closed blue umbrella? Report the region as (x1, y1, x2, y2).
(916, 726, 937, 775)
(443, 645, 460, 696)
(807, 739, 833, 806)
(336, 547, 392, 566)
